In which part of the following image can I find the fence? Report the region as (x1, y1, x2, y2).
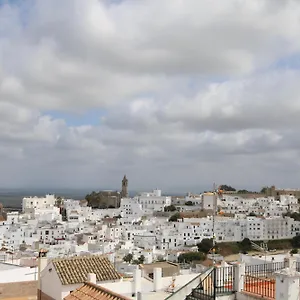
(186, 266, 235, 300)
(245, 261, 285, 278)
(243, 261, 287, 299)
(243, 275, 275, 299)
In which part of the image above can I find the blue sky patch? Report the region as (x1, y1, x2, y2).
(272, 53, 300, 70)
(47, 109, 107, 127)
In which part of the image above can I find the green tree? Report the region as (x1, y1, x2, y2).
(239, 238, 252, 252)
(248, 212, 257, 217)
(164, 205, 177, 212)
(290, 248, 298, 254)
(123, 253, 133, 263)
(292, 235, 300, 248)
(197, 239, 214, 254)
(260, 187, 268, 194)
(61, 208, 67, 221)
(219, 185, 236, 192)
(237, 189, 250, 194)
(138, 255, 145, 264)
(284, 212, 300, 221)
(55, 196, 63, 207)
(169, 213, 181, 222)
(178, 252, 205, 263)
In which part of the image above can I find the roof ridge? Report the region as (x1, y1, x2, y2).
(84, 282, 131, 300)
(53, 254, 105, 262)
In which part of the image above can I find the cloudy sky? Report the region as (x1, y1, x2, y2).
(1, 0, 300, 192)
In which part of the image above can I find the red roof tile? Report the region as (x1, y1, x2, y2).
(64, 282, 130, 300)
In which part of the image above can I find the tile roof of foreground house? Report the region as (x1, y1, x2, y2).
(64, 282, 131, 300)
(53, 255, 121, 285)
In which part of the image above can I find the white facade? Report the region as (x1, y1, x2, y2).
(1, 189, 300, 283)
(120, 198, 143, 219)
(202, 193, 215, 210)
(136, 189, 171, 212)
(22, 194, 56, 213)
(36, 223, 66, 244)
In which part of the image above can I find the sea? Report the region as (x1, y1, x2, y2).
(0, 188, 142, 208)
(0, 188, 88, 208)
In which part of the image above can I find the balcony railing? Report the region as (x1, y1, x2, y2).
(185, 266, 235, 300)
(243, 275, 275, 299)
(245, 261, 285, 277)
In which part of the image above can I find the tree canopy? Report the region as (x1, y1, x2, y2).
(164, 205, 177, 212)
(123, 253, 133, 263)
(292, 235, 300, 248)
(178, 252, 205, 263)
(260, 187, 268, 193)
(197, 238, 214, 254)
(219, 185, 236, 192)
(169, 212, 181, 222)
(239, 238, 252, 252)
(284, 212, 300, 221)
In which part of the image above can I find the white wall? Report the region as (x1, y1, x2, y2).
(41, 262, 63, 300)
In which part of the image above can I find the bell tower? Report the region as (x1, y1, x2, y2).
(121, 175, 129, 198)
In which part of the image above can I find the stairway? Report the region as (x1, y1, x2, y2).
(185, 269, 214, 300)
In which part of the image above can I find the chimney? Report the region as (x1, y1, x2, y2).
(87, 273, 97, 284)
(38, 249, 48, 280)
(153, 268, 162, 291)
(132, 268, 142, 296)
(37, 249, 48, 300)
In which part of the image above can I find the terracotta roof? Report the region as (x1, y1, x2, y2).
(53, 255, 121, 285)
(64, 282, 130, 300)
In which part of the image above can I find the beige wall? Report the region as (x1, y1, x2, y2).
(0, 281, 37, 299)
(37, 290, 55, 300)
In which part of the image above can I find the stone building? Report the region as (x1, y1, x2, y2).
(121, 175, 129, 198)
(86, 176, 129, 209)
(265, 185, 300, 201)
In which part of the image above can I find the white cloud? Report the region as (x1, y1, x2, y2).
(1, 0, 300, 191)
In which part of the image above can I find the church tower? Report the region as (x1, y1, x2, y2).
(121, 175, 129, 198)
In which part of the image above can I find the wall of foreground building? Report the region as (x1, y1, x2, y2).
(0, 280, 37, 299)
(236, 293, 263, 300)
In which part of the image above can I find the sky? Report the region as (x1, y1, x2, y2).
(1, 0, 300, 193)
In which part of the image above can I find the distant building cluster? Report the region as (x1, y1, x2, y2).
(0, 180, 300, 299)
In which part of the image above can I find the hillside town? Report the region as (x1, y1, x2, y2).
(1, 178, 300, 299)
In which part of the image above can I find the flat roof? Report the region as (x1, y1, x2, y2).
(139, 262, 179, 269)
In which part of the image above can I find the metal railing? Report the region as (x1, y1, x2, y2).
(245, 262, 285, 278)
(215, 266, 235, 295)
(243, 275, 275, 299)
(186, 266, 235, 300)
(167, 268, 211, 300)
(189, 268, 214, 300)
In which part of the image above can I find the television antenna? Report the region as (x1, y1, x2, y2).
(212, 183, 217, 266)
